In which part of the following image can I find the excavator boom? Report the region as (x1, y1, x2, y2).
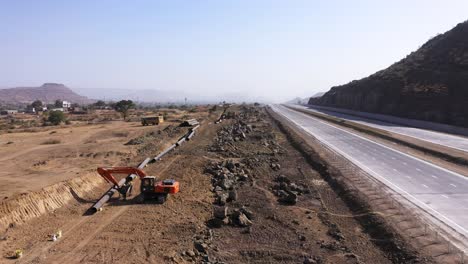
(97, 167, 147, 187)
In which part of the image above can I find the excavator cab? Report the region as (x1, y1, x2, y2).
(141, 176, 156, 193)
(141, 176, 179, 203)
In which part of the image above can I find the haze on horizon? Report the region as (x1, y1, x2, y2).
(1, 0, 468, 103)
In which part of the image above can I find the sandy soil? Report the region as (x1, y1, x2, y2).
(0, 121, 166, 200)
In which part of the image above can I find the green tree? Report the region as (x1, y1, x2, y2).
(31, 100, 43, 110)
(54, 99, 63, 108)
(48, 111, 66, 125)
(93, 100, 106, 108)
(113, 100, 135, 120)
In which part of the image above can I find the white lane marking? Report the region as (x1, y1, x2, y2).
(274, 105, 468, 235)
(391, 157, 396, 160)
(393, 169, 398, 172)
(284, 105, 468, 184)
(406, 176, 411, 179)
(290, 104, 468, 153)
(442, 195, 449, 199)
(422, 184, 429, 188)
(416, 168, 422, 172)
(450, 184, 457, 188)
(431, 175, 438, 179)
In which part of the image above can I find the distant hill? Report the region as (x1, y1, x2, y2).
(309, 20, 468, 127)
(311, 92, 325, 98)
(0, 83, 92, 104)
(74, 88, 268, 104)
(286, 97, 311, 104)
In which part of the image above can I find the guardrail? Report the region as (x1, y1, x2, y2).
(270, 106, 468, 263)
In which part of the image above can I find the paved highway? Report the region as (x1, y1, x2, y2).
(272, 104, 468, 240)
(288, 104, 468, 153)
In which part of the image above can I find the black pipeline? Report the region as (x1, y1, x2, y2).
(89, 124, 201, 213)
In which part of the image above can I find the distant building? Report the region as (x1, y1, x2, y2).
(62, 101, 72, 108)
(50, 108, 65, 112)
(0, 110, 18, 115)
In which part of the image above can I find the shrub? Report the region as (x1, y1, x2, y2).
(48, 111, 66, 125)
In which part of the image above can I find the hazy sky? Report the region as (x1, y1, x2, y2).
(1, 1, 467, 102)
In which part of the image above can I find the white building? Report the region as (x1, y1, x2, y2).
(50, 108, 65, 112)
(62, 101, 72, 108)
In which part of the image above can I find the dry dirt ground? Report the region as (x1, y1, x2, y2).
(0, 106, 431, 264)
(0, 120, 178, 200)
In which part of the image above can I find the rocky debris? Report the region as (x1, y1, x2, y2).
(205, 159, 256, 229)
(303, 256, 323, 264)
(205, 160, 250, 206)
(209, 121, 252, 154)
(327, 223, 345, 241)
(318, 240, 349, 252)
(33, 160, 48, 166)
(271, 175, 310, 205)
(230, 208, 253, 227)
(208, 106, 285, 157)
(181, 229, 226, 264)
(318, 212, 346, 242)
(270, 163, 281, 171)
(194, 241, 208, 253)
(213, 206, 228, 219)
(277, 190, 298, 205)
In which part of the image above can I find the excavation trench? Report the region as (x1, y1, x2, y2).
(0, 172, 104, 233)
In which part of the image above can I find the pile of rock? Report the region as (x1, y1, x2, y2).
(181, 229, 225, 264)
(212, 205, 254, 228)
(205, 160, 255, 228)
(209, 120, 253, 153)
(271, 175, 310, 205)
(205, 160, 249, 206)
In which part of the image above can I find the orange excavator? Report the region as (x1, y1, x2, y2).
(97, 167, 179, 204)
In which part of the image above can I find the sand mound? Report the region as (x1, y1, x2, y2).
(0, 173, 103, 232)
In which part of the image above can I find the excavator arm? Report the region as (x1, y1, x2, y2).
(97, 167, 147, 187)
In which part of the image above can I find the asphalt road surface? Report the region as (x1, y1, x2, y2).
(288, 104, 468, 153)
(272, 104, 468, 240)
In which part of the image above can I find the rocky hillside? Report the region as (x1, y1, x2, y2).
(309, 20, 468, 127)
(0, 83, 92, 104)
